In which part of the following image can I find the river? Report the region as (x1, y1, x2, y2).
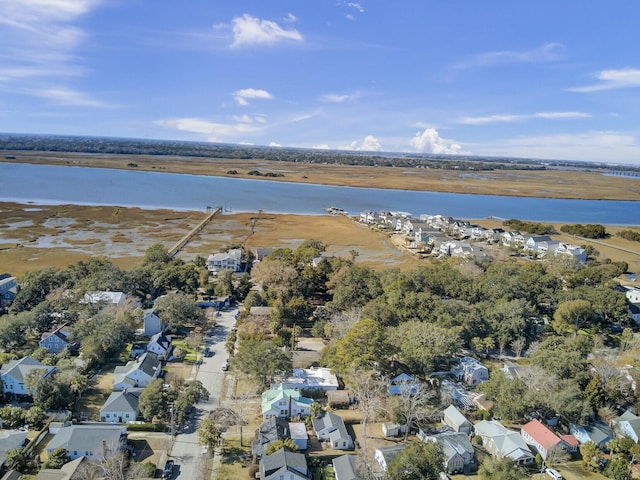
(2, 163, 639, 225)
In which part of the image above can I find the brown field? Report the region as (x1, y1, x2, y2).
(2, 150, 640, 201)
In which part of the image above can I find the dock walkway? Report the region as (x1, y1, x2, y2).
(168, 207, 221, 258)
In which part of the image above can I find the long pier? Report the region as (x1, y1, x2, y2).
(168, 206, 221, 258)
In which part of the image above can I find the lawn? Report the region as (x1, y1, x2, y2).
(216, 436, 254, 480)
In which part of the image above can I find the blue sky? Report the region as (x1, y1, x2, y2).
(2, 1, 640, 165)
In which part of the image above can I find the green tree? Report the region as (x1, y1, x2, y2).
(138, 379, 167, 422)
(24, 406, 47, 429)
(390, 321, 461, 373)
(384, 441, 444, 480)
(198, 417, 222, 454)
(602, 457, 632, 480)
(479, 457, 530, 479)
(154, 292, 205, 329)
(42, 448, 70, 469)
(580, 440, 603, 471)
(3, 448, 27, 472)
(584, 373, 606, 411)
(330, 265, 383, 310)
(231, 338, 292, 385)
(264, 439, 300, 455)
(552, 299, 593, 335)
(0, 406, 24, 429)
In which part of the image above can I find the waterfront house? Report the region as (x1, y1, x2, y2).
(523, 235, 553, 252)
(0, 356, 56, 396)
(0, 274, 18, 305)
(207, 248, 242, 272)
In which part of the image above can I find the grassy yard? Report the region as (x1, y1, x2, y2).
(216, 436, 254, 480)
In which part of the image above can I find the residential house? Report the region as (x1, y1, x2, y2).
(374, 444, 407, 473)
(422, 432, 475, 474)
(520, 419, 578, 460)
(0, 356, 56, 396)
(252, 417, 289, 458)
(443, 405, 473, 434)
(569, 421, 613, 449)
(0, 274, 18, 305)
(39, 324, 73, 354)
(260, 448, 309, 480)
(554, 243, 588, 264)
(451, 357, 489, 386)
(333, 455, 360, 480)
(207, 248, 242, 272)
(523, 235, 553, 252)
(112, 352, 161, 391)
(312, 412, 354, 450)
(36, 456, 95, 480)
(261, 384, 313, 420)
(611, 410, 640, 442)
(46, 424, 127, 461)
(535, 240, 562, 258)
(143, 310, 165, 336)
(274, 367, 339, 392)
(474, 420, 534, 466)
(146, 332, 172, 359)
(0, 430, 29, 469)
(387, 373, 420, 395)
(289, 422, 308, 451)
(100, 389, 142, 423)
(81, 291, 127, 307)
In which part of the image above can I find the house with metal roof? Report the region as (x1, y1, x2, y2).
(443, 405, 473, 434)
(569, 421, 613, 449)
(611, 410, 640, 443)
(259, 447, 309, 480)
(261, 384, 313, 421)
(521, 419, 578, 460)
(113, 352, 161, 391)
(422, 432, 475, 474)
(0, 356, 56, 396)
(312, 412, 354, 450)
(46, 425, 127, 461)
(39, 324, 73, 354)
(100, 388, 142, 423)
(332, 454, 360, 480)
(474, 420, 534, 466)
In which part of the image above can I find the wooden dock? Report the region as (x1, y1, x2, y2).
(168, 206, 221, 258)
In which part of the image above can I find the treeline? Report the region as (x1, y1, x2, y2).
(560, 223, 607, 238)
(618, 229, 640, 242)
(0, 134, 549, 171)
(503, 219, 556, 234)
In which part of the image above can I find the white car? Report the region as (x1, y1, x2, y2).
(545, 467, 563, 480)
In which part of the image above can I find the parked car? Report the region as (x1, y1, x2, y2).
(162, 459, 175, 479)
(545, 467, 563, 480)
(221, 362, 229, 371)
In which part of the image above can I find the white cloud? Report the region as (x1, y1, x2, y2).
(269, 141, 282, 147)
(29, 86, 109, 107)
(410, 128, 462, 154)
(313, 144, 331, 150)
(231, 113, 267, 124)
(321, 91, 361, 103)
(230, 14, 302, 48)
(568, 69, 640, 93)
(233, 88, 273, 106)
(340, 135, 382, 152)
(460, 111, 591, 125)
(474, 130, 640, 164)
(454, 42, 564, 70)
(157, 117, 262, 139)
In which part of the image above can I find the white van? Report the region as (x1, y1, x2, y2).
(545, 467, 563, 480)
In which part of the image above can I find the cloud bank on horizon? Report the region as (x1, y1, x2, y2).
(1, 1, 640, 165)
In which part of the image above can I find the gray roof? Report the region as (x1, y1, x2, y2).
(443, 405, 472, 428)
(0, 430, 29, 468)
(113, 352, 160, 382)
(47, 425, 125, 455)
(260, 448, 308, 479)
(312, 412, 347, 435)
(0, 356, 55, 383)
(101, 389, 142, 414)
(36, 456, 89, 480)
(332, 455, 360, 480)
(252, 417, 288, 456)
(426, 432, 474, 463)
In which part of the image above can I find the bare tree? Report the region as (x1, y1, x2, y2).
(325, 307, 363, 340)
(545, 445, 570, 468)
(511, 336, 526, 358)
(390, 381, 437, 442)
(349, 369, 386, 455)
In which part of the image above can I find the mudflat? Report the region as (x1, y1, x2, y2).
(2, 151, 640, 201)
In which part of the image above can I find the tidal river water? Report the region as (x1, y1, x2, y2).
(2, 163, 639, 225)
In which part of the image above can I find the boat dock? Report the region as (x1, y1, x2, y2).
(168, 206, 221, 258)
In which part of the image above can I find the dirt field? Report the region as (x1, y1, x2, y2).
(2, 151, 640, 201)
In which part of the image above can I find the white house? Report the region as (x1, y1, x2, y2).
(554, 243, 588, 264)
(452, 357, 488, 386)
(569, 421, 613, 449)
(46, 425, 127, 461)
(0, 357, 56, 396)
(146, 332, 172, 359)
(374, 444, 407, 472)
(422, 432, 475, 474)
(521, 419, 578, 460)
(274, 367, 339, 392)
(207, 249, 242, 272)
(312, 412, 354, 450)
(143, 310, 165, 336)
(100, 389, 142, 423)
(611, 410, 640, 443)
(113, 352, 161, 391)
(261, 384, 313, 420)
(260, 448, 308, 480)
(332, 455, 359, 480)
(443, 405, 473, 434)
(474, 420, 534, 466)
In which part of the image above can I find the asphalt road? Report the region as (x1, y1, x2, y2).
(169, 306, 238, 479)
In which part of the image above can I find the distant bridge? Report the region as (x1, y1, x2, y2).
(168, 206, 222, 258)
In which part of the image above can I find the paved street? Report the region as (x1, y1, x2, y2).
(169, 306, 238, 479)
